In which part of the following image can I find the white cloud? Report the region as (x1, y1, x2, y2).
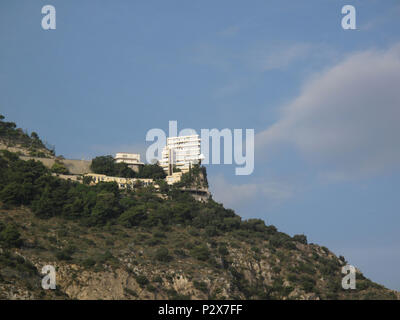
(192, 42, 335, 73)
(256, 43, 400, 180)
(250, 43, 313, 71)
(213, 79, 248, 98)
(246, 42, 338, 72)
(209, 174, 293, 209)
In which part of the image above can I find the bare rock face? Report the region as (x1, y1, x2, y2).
(2, 238, 394, 301)
(17, 156, 93, 175)
(0, 141, 54, 159)
(0, 207, 398, 301)
(63, 268, 132, 300)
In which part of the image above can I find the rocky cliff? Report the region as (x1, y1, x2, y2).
(0, 208, 398, 300)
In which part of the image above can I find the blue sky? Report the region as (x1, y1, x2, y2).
(1, 0, 400, 290)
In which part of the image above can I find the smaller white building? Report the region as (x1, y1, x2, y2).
(115, 153, 144, 172)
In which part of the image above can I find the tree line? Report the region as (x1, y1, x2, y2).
(0, 150, 285, 240)
(90, 155, 166, 180)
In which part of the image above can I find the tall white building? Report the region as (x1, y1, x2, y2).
(160, 134, 203, 174)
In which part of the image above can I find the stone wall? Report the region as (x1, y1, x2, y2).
(20, 156, 92, 175)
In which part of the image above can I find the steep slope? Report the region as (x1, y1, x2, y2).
(0, 115, 54, 158)
(0, 207, 398, 300)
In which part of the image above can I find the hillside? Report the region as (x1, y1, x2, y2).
(0, 115, 398, 300)
(0, 115, 54, 158)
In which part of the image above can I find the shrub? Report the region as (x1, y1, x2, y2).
(193, 280, 208, 293)
(91, 192, 120, 224)
(135, 275, 149, 287)
(51, 161, 69, 174)
(184, 242, 194, 250)
(190, 245, 210, 261)
(173, 249, 187, 258)
(97, 250, 117, 265)
(299, 275, 316, 293)
(137, 164, 166, 180)
(55, 250, 72, 261)
(188, 228, 200, 237)
(293, 234, 307, 245)
(221, 217, 241, 231)
(0, 182, 27, 206)
(272, 266, 281, 274)
(82, 258, 96, 268)
(0, 223, 22, 248)
(242, 219, 267, 232)
(298, 262, 314, 275)
(321, 246, 330, 255)
(283, 241, 297, 250)
(153, 231, 166, 238)
(251, 246, 261, 254)
(124, 287, 138, 297)
(90, 155, 136, 178)
(152, 276, 163, 283)
(118, 205, 147, 227)
(204, 226, 219, 237)
(287, 273, 298, 282)
(218, 246, 229, 256)
(146, 284, 157, 292)
(146, 238, 162, 246)
(154, 247, 172, 262)
(166, 289, 190, 300)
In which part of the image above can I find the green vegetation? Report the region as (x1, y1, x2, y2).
(0, 150, 258, 233)
(190, 244, 210, 261)
(135, 274, 149, 288)
(90, 155, 166, 180)
(137, 163, 166, 180)
(154, 247, 171, 262)
(90, 155, 136, 178)
(174, 164, 208, 188)
(51, 160, 69, 175)
(193, 280, 208, 293)
(293, 234, 307, 245)
(0, 222, 22, 248)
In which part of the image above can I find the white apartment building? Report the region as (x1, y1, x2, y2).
(115, 153, 144, 172)
(160, 134, 202, 174)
